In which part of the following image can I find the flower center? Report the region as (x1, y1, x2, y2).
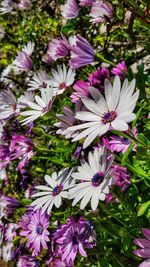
(121, 138, 130, 145)
(40, 82, 47, 89)
(36, 225, 43, 235)
(59, 82, 66, 90)
(92, 172, 104, 187)
(102, 111, 116, 124)
(72, 232, 78, 244)
(52, 184, 63, 196)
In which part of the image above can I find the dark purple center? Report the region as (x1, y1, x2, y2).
(40, 82, 47, 89)
(102, 111, 116, 124)
(121, 138, 130, 145)
(92, 172, 104, 187)
(52, 184, 63, 196)
(36, 225, 43, 235)
(59, 82, 66, 90)
(72, 232, 78, 244)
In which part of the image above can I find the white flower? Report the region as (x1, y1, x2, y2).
(0, 89, 20, 120)
(0, 64, 14, 84)
(13, 42, 34, 72)
(31, 168, 75, 214)
(0, 0, 14, 14)
(27, 70, 51, 91)
(68, 76, 139, 148)
(50, 64, 75, 95)
(18, 91, 35, 108)
(20, 87, 53, 125)
(69, 146, 115, 210)
(22, 41, 35, 56)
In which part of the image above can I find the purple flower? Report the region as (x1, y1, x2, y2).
(111, 61, 127, 78)
(134, 228, 150, 267)
(69, 35, 95, 69)
(13, 42, 34, 72)
(46, 258, 68, 267)
(90, 1, 113, 24)
(79, 0, 95, 6)
(20, 209, 50, 255)
(111, 165, 130, 191)
(0, 196, 20, 215)
(17, 255, 39, 267)
(61, 0, 79, 19)
(43, 35, 70, 63)
(54, 217, 96, 265)
(103, 127, 137, 154)
(88, 67, 110, 91)
(5, 223, 18, 242)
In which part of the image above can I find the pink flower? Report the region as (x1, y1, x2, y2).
(111, 61, 127, 78)
(70, 80, 90, 103)
(79, 0, 96, 6)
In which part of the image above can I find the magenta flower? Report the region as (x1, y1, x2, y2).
(134, 228, 150, 267)
(69, 35, 95, 69)
(70, 80, 90, 103)
(111, 164, 130, 191)
(79, 0, 95, 6)
(54, 217, 96, 265)
(61, 0, 79, 19)
(20, 209, 50, 255)
(43, 35, 70, 63)
(46, 258, 69, 267)
(90, 0, 113, 24)
(111, 61, 127, 78)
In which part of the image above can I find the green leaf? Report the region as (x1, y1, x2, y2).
(132, 106, 143, 130)
(137, 200, 150, 216)
(121, 142, 135, 165)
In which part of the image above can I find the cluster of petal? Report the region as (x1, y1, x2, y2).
(0, 196, 20, 215)
(68, 76, 139, 148)
(54, 217, 96, 265)
(69, 146, 115, 210)
(69, 35, 95, 69)
(20, 86, 53, 125)
(17, 255, 39, 267)
(31, 168, 75, 214)
(134, 228, 150, 267)
(61, 0, 79, 19)
(5, 223, 18, 242)
(20, 209, 50, 255)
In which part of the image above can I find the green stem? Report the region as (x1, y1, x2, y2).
(95, 53, 116, 67)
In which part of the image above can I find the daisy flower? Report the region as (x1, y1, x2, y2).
(50, 64, 75, 95)
(61, 0, 79, 19)
(27, 70, 51, 91)
(90, 1, 113, 24)
(31, 168, 75, 214)
(20, 209, 50, 255)
(0, 89, 20, 120)
(20, 86, 53, 125)
(69, 146, 116, 210)
(68, 76, 139, 148)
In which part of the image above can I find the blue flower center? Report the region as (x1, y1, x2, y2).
(52, 184, 63, 196)
(102, 111, 116, 124)
(121, 138, 130, 144)
(36, 225, 43, 235)
(92, 172, 104, 186)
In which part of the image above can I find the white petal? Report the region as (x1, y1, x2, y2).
(111, 119, 128, 131)
(91, 189, 99, 210)
(54, 195, 62, 208)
